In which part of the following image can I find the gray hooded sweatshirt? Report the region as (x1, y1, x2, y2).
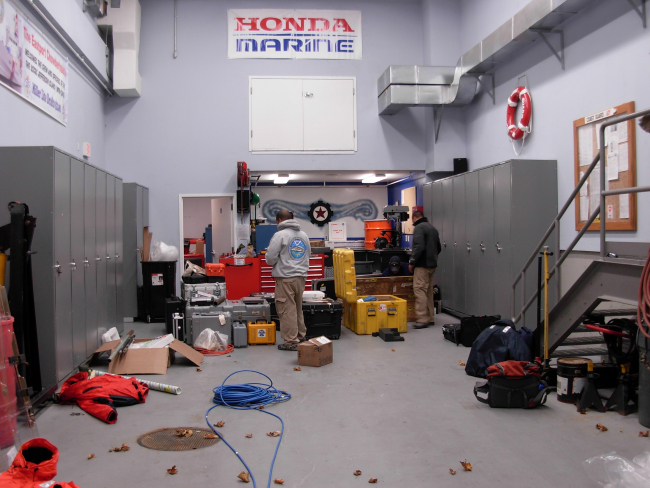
(265, 220, 311, 278)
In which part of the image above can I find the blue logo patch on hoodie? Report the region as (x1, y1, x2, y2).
(289, 237, 307, 260)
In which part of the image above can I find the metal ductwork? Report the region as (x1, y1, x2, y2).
(378, 0, 595, 115)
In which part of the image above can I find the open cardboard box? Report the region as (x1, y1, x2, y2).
(297, 336, 333, 367)
(94, 339, 203, 375)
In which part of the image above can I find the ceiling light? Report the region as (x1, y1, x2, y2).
(361, 174, 387, 184)
(274, 174, 290, 184)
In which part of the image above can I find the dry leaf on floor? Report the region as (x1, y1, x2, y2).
(640, 431, 649, 437)
(176, 429, 193, 438)
(294, 367, 301, 371)
(204, 434, 219, 439)
(596, 424, 608, 432)
(109, 444, 129, 453)
(196, 368, 202, 372)
(274, 479, 285, 484)
(353, 470, 362, 476)
(245, 433, 253, 438)
(215, 421, 225, 428)
(227, 355, 231, 357)
(87, 454, 95, 460)
(458, 360, 466, 366)
(368, 478, 378, 483)
(579, 409, 587, 415)
(121, 443, 129, 451)
(267, 431, 281, 437)
(449, 469, 456, 475)
(257, 405, 264, 409)
(391, 349, 395, 352)
(234, 361, 237, 363)
(238, 471, 251, 483)
(167, 465, 178, 475)
(460, 460, 472, 471)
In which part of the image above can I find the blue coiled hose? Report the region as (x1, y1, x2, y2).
(206, 370, 291, 488)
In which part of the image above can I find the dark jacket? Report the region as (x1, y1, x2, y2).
(381, 263, 412, 277)
(409, 217, 441, 269)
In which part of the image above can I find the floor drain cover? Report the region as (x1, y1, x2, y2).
(137, 427, 220, 451)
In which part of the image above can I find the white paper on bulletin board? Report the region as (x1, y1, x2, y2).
(328, 222, 347, 241)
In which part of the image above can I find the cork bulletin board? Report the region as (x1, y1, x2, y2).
(574, 101, 637, 231)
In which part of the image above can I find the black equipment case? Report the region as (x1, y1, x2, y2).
(303, 299, 342, 340)
(442, 315, 500, 347)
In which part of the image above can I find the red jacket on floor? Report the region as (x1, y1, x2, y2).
(58, 372, 149, 424)
(0, 438, 80, 487)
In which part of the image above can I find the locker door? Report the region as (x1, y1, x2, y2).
(441, 178, 454, 309)
(465, 171, 480, 316)
(84, 165, 98, 356)
(423, 183, 433, 221)
(96, 171, 108, 340)
(478, 167, 495, 315)
(142, 187, 149, 227)
(494, 163, 512, 319)
(430, 181, 443, 290)
(115, 179, 124, 332)
(70, 159, 86, 367)
(106, 176, 117, 331)
(452, 176, 466, 313)
(53, 151, 72, 382)
(136, 186, 144, 287)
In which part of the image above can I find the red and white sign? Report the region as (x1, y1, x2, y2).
(585, 107, 617, 124)
(151, 273, 163, 286)
(227, 9, 362, 60)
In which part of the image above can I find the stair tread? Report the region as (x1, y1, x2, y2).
(585, 308, 637, 319)
(551, 345, 609, 358)
(562, 336, 606, 346)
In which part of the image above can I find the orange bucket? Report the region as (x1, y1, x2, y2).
(364, 220, 391, 249)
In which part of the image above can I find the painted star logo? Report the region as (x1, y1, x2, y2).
(315, 206, 327, 220)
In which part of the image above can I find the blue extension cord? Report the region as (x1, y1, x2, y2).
(205, 370, 291, 488)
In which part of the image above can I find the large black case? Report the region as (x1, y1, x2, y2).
(303, 300, 342, 340)
(249, 293, 280, 330)
(165, 297, 185, 340)
(443, 315, 500, 347)
(141, 261, 177, 322)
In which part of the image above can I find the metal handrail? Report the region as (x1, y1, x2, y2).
(512, 107, 650, 325)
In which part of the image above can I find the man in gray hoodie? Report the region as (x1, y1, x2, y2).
(265, 210, 311, 351)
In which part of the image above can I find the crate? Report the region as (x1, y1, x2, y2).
(356, 276, 413, 296)
(247, 322, 276, 345)
(343, 295, 407, 335)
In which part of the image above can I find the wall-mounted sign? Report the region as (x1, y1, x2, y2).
(227, 9, 362, 60)
(0, 0, 69, 125)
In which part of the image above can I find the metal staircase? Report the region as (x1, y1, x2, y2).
(512, 108, 650, 357)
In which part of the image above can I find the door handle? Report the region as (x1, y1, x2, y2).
(304, 92, 314, 98)
(454, 241, 457, 247)
(466, 242, 471, 253)
(53, 262, 61, 273)
(83, 258, 90, 267)
(69, 261, 77, 270)
(480, 242, 486, 252)
(115, 254, 120, 259)
(106, 255, 111, 260)
(95, 256, 102, 262)
(211, 251, 216, 256)
(495, 243, 502, 252)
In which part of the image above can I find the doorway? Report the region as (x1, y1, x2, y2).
(179, 194, 236, 267)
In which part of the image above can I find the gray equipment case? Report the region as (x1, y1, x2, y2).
(232, 322, 248, 348)
(189, 312, 233, 346)
(183, 282, 227, 303)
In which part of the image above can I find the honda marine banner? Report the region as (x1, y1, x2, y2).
(0, 0, 69, 125)
(228, 9, 362, 60)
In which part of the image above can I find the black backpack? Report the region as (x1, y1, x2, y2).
(464, 320, 533, 378)
(442, 315, 500, 347)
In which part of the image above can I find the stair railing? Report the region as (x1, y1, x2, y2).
(512, 107, 650, 326)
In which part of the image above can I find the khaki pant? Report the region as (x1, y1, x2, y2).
(275, 277, 307, 345)
(413, 267, 436, 324)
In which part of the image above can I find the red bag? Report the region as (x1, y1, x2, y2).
(486, 358, 544, 380)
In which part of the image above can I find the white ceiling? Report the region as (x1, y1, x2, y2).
(251, 170, 423, 185)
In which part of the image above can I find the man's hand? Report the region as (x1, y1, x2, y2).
(409, 264, 414, 273)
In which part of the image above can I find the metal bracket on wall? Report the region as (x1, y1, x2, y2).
(433, 106, 444, 144)
(531, 29, 565, 70)
(476, 73, 495, 105)
(626, 0, 647, 28)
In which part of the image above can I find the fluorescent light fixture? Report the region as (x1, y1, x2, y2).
(361, 174, 387, 184)
(274, 174, 290, 184)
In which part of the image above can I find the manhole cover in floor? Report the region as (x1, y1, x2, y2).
(137, 427, 220, 451)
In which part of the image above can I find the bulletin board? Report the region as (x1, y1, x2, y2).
(574, 101, 637, 231)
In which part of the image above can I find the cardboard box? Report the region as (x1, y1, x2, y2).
(94, 339, 203, 375)
(297, 336, 333, 367)
(195, 239, 205, 255)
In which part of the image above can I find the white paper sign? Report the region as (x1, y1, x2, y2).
(617, 122, 628, 143)
(579, 172, 588, 197)
(619, 194, 630, 219)
(578, 125, 593, 166)
(0, 0, 69, 125)
(619, 142, 629, 172)
(228, 9, 362, 59)
(607, 204, 614, 219)
(328, 222, 347, 241)
(580, 196, 589, 221)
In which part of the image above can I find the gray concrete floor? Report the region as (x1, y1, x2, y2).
(35, 314, 649, 487)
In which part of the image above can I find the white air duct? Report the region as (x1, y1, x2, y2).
(98, 0, 142, 97)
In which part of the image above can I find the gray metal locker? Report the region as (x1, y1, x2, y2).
(423, 182, 433, 224)
(441, 179, 454, 310)
(452, 176, 466, 313)
(142, 187, 150, 226)
(84, 165, 98, 356)
(54, 152, 73, 382)
(136, 185, 144, 288)
(478, 167, 495, 315)
(464, 171, 480, 316)
(106, 176, 117, 331)
(430, 181, 444, 292)
(493, 163, 513, 318)
(123, 183, 149, 319)
(96, 171, 108, 341)
(70, 159, 86, 368)
(115, 179, 124, 333)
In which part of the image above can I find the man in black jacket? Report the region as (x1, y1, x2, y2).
(408, 211, 441, 329)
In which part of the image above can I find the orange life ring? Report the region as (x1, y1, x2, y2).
(506, 86, 532, 140)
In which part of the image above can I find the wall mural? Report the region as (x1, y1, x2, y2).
(262, 198, 378, 223)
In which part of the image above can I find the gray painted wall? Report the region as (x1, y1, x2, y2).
(459, 0, 650, 252)
(104, 0, 439, 252)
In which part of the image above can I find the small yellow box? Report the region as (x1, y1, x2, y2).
(247, 322, 276, 345)
(344, 296, 407, 335)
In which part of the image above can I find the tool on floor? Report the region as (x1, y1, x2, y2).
(372, 328, 404, 342)
(576, 362, 606, 412)
(88, 369, 182, 395)
(605, 364, 638, 415)
(206, 370, 291, 488)
(108, 330, 135, 362)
